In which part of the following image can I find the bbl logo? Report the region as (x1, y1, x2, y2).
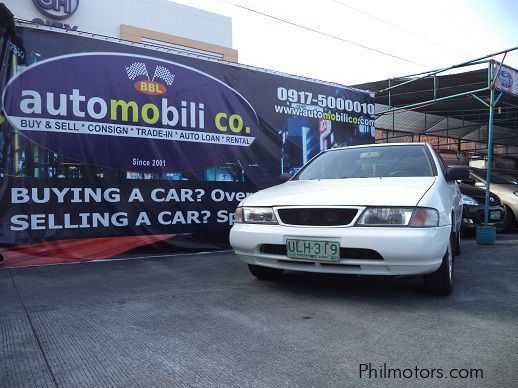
(497, 70, 513, 89)
(32, 0, 80, 20)
(125, 62, 176, 95)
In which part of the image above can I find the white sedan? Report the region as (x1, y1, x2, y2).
(230, 143, 469, 295)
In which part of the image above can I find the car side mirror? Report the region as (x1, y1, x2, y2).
(279, 173, 293, 183)
(460, 178, 476, 186)
(446, 166, 469, 181)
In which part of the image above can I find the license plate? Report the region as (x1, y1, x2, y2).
(286, 239, 340, 262)
(490, 211, 501, 221)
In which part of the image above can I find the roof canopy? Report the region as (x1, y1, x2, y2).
(354, 66, 518, 147)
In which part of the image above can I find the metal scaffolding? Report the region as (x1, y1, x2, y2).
(355, 47, 518, 239)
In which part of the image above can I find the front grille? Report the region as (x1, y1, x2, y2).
(276, 260, 361, 270)
(477, 210, 485, 223)
(474, 210, 502, 223)
(260, 244, 287, 255)
(260, 244, 383, 260)
(340, 248, 384, 260)
(473, 196, 501, 206)
(277, 208, 358, 226)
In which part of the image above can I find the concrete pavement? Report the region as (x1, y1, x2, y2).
(1, 239, 517, 387)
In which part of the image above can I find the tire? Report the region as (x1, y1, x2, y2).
(503, 206, 516, 232)
(423, 235, 454, 295)
(248, 264, 283, 281)
(454, 228, 461, 256)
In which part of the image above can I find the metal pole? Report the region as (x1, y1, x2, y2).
(388, 79, 393, 143)
(483, 61, 495, 225)
(378, 46, 518, 93)
(376, 86, 489, 117)
(433, 75, 437, 101)
(11, 51, 20, 175)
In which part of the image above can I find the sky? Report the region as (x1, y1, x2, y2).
(171, 0, 518, 86)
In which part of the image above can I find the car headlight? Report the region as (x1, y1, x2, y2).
(514, 191, 518, 197)
(356, 207, 439, 227)
(461, 194, 479, 205)
(235, 207, 278, 224)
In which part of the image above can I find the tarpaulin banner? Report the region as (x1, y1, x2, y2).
(0, 27, 374, 266)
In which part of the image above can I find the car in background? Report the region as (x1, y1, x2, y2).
(230, 143, 469, 295)
(466, 167, 518, 231)
(458, 183, 506, 233)
(490, 168, 518, 184)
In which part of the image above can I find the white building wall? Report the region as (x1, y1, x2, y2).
(2, 0, 233, 48)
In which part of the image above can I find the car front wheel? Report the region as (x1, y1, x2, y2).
(454, 228, 461, 256)
(248, 264, 283, 280)
(503, 206, 516, 232)
(423, 235, 454, 295)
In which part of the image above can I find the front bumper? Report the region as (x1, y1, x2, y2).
(230, 224, 451, 276)
(461, 204, 506, 231)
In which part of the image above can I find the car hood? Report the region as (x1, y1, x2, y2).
(487, 183, 518, 205)
(243, 177, 436, 207)
(458, 184, 500, 204)
(458, 183, 488, 197)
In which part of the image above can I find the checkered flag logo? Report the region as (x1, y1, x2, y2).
(152, 65, 175, 86)
(125, 62, 150, 81)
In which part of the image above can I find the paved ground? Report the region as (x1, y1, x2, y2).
(1, 236, 517, 388)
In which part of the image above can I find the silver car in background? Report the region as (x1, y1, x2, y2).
(466, 167, 518, 230)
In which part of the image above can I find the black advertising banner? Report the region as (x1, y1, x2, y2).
(0, 27, 374, 265)
(3, 52, 259, 171)
(1, 177, 248, 241)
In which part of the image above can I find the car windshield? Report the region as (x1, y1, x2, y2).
(471, 168, 516, 184)
(294, 145, 435, 180)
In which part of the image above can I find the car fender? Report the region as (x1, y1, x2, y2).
(417, 178, 458, 227)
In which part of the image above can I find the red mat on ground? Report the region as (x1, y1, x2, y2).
(0, 234, 176, 268)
